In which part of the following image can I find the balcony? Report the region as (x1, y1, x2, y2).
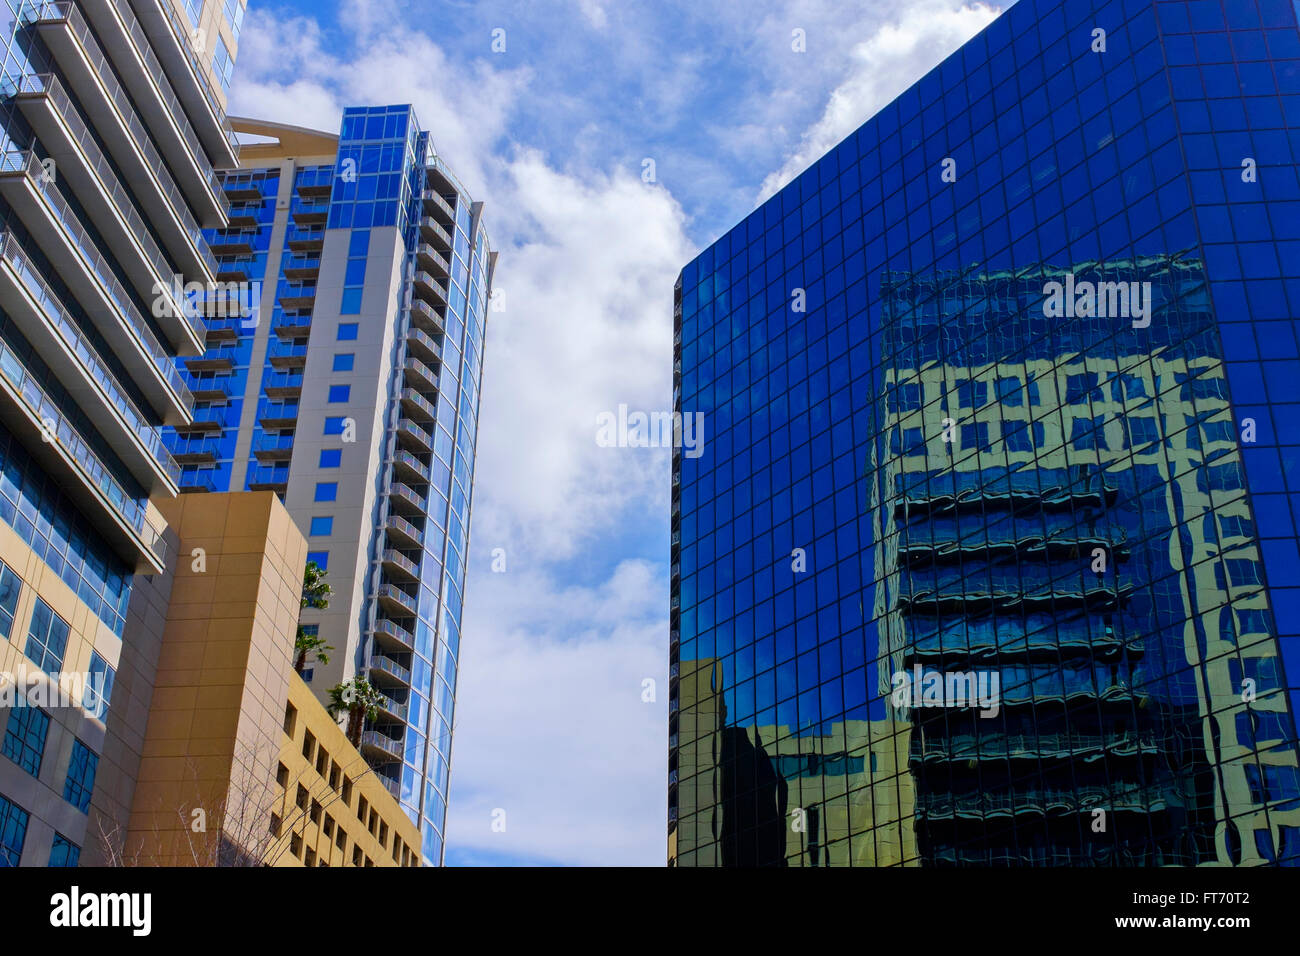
(130, 0, 239, 168)
(381, 549, 419, 582)
(202, 316, 241, 342)
(80, 0, 228, 220)
(224, 203, 259, 228)
(185, 345, 238, 372)
(385, 515, 424, 549)
(359, 730, 403, 762)
(215, 257, 253, 282)
(371, 617, 415, 654)
(208, 231, 256, 256)
(404, 353, 439, 390)
(20, 2, 218, 279)
(246, 462, 289, 491)
(290, 196, 329, 225)
(0, 230, 179, 493)
(387, 481, 425, 514)
(412, 270, 447, 309)
(185, 373, 229, 401)
(221, 179, 260, 202)
(286, 224, 324, 252)
(408, 298, 444, 335)
(281, 253, 320, 281)
(251, 431, 294, 461)
(0, 150, 195, 421)
(184, 402, 228, 431)
(368, 654, 412, 687)
(267, 340, 308, 367)
(391, 449, 430, 483)
(399, 387, 435, 422)
(277, 281, 316, 311)
(169, 434, 220, 463)
(418, 215, 452, 250)
(416, 242, 450, 277)
(272, 313, 312, 337)
(257, 399, 299, 428)
(405, 326, 441, 364)
(422, 189, 455, 226)
(2, 71, 202, 352)
(0, 335, 166, 571)
(395, 417, 434, 454)
(262, 368, 303, 398)
(374, 692, 408, 723)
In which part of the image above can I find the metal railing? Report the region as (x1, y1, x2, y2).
(0, 149, 194, 403)
(142, 0, 240, 157)
(3, 71, 198, 334)
(18, 2, 218, 274)
(0, 231, 180, 482)
(0, 337, 164, 559)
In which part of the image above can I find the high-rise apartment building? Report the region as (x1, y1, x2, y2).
(168, 107, 495, 864)
(670, 0, 1300, 866)
(0, 0, 244, 866)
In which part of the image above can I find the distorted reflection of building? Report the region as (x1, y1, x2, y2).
(878, 257, 1299, 866)
(670, 658, 915, 866)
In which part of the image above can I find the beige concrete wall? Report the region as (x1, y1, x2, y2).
(265, 673, 420, 867)
(124, 491, 306, 865)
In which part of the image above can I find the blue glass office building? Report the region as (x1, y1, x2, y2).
(174, 104, 493, 864)
(670, 0, 1300, 866)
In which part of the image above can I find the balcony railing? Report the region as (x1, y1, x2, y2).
(0, 335, 165, 568)
(395, 417, 434, 453)
(359, 730, 403, 760)
(3, 70, 197, 334)
(18, 2, 217, 278)
(266, 340, 308, 366)
(0, 230, 180, 486)
(251, 431, 294, 458)
(422, 189, 455, 224)
(381, 549, 419, 580)
(391, 449, 430, 482)
(418, 215, 452, 249)
(388, 481, 425, 512)
(134, 0, 239, 165)
(369, 654, 412, 685)
(371, 617, 415, 652)
(405, 326, 441, 362)
(246, 462, 290, 489)
(385, 514, 424, 548)
(0, 149, 194, 416)
(83, 0, 228, 219)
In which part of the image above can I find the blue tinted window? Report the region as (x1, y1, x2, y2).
(337, 323, 359, 341)
(319, 449, 342, 468)
(3, 706, 48, 777)
(63, 741, 98, 813)
(332, 354, 354, 372)
(309, 517, 333, 536)
(48, 833, 79, 867)
(314, 483, 338, 502)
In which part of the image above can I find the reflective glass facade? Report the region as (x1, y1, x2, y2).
(671, 0, 1300, 866)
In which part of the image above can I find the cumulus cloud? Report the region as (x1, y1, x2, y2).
(758, 2, 1001, 201)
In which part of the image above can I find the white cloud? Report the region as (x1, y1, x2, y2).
(758, 2, 1000, 201)
(448, 560, 667, 865)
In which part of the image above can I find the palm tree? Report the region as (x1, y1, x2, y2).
(293, 560, 334, 674)
(326, 678, 385, 747)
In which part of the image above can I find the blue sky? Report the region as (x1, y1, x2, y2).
(231, 0, 1005, 865)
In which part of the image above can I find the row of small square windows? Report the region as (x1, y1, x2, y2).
(276, 703, 417, 867)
